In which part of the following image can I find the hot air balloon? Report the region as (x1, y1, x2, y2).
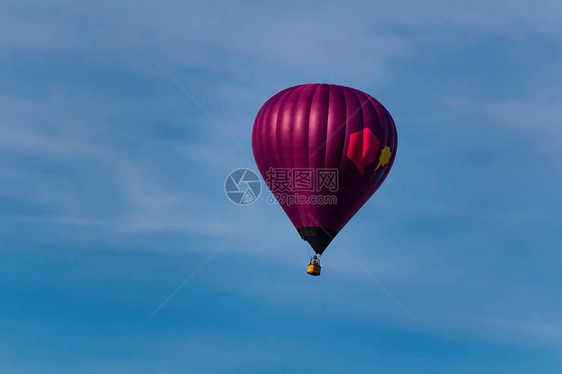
(252, 84, 397, 275)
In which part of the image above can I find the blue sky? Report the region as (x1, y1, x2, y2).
(1, 1, 562, 372)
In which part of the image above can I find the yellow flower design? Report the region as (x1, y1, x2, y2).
(375, 146, 391, 170)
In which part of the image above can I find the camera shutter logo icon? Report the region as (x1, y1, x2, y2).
(225, 168, 261, 205)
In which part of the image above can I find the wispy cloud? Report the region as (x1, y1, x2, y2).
(0, 90, 241, 239)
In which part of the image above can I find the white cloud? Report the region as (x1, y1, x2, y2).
(0, 90, 242, 239)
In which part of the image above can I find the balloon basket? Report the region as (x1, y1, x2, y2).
(307, 256, 321, 276)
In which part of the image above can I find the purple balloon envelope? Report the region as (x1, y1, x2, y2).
(252, 84, 397, 255)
